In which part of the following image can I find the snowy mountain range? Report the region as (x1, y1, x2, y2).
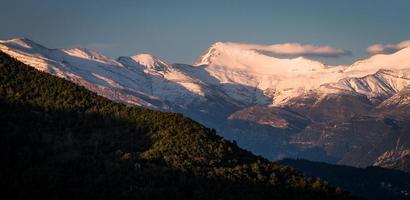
(2, 37, 410, 168)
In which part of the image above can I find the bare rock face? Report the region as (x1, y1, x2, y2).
(374, 150, 410, 169)
(373, 86, 410, 119)
(228, 105, 310, 130)
(284, 92, 375, 123)
(380, 155, 410, 172)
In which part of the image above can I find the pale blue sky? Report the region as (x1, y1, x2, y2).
(1, 0, 410, 64)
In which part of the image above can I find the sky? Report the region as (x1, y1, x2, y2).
(1, 0, 410, 65)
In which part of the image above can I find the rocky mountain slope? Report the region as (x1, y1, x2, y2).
(2, 38, 410, 169)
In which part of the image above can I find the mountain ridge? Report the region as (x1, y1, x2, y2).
(2, 37, 410, 169)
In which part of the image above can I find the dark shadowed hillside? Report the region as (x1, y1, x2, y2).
(281, 159, 410, 200)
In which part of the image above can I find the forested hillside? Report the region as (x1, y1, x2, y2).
(0, 51, 356, 199)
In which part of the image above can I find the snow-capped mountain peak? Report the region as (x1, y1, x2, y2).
(195, 41, 328, 73)
(3, 38, 410, 108)
(118, 53, 170, 71)
(61, 48, 121, 66)
(345, 46, 410, 76)
(192, 41, 345, 104)
(0, 37, 51, 54)
(194, 41, 226, 66)
(0, 37, 40, 48)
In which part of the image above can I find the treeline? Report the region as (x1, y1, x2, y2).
(0, 51, 357, 199)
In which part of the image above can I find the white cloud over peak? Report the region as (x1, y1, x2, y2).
(367, 39, 410, 54)
(225, 42, 351, 57)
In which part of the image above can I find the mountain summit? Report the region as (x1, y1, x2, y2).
(118, 53, 170, 71)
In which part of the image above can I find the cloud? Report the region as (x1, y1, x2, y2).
(226, 42, 351, 58)
(367, 39, 410, 54)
